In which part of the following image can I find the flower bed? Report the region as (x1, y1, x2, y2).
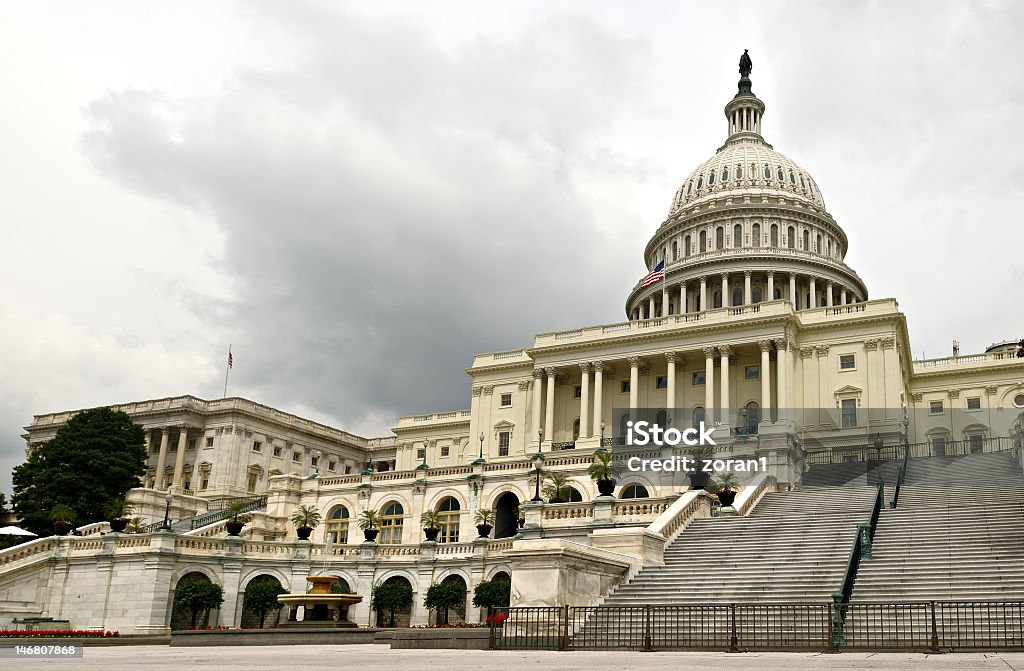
(408, 622, 485, 629)
(0, 630, 119, 638)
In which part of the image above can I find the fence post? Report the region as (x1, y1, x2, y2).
(729, 604, 738, 652)
(487, 607, 495, 650)
(831, 592, 845, 649)
(930, 601, 939, 652)
(643, 605, 653, 651)
(858, 523, 873, 560)
(826, 603, 835, 653)
(560, 605, 569, 651)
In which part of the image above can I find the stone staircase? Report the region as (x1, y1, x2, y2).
(803, 459, 903, 488)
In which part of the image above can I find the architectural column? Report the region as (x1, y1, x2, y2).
(592, 362, 604, 439)
(649, 296, 656, 319)
(665, 352, 677, 425)
(699, 276, 707, 312)
(759, 340, 772, 421)
(767, 271, 775, 301)
(661, 286, 669, 317)
(579, 363, 591, 439)
(703, 347, 715, 422)
(531, 369, 544, 445)
(809, 277, 817, 309)
(172, 425, 189, 488)
(840, 288, 847, 305)
(154, 427, 170, 490)
(719, 345, 732, 425)
(544, 367, 556, 443)
(774, 338, 789, 421)
(628, 356, 640, 415)
(826, 281, 834, 307)
(789, 274, 797, 309)
(744, 271, 752, 305)
(679, 283, 687, 314)
(140, 430, 152, 486)
(721, 273, 729, 307)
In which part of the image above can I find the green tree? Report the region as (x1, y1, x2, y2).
(371, 581, 413, 627)
(12, 407, 146, 535)
(424, 580, 466, 625)
(174, 578, 225, 628)
(472, 578, 511, 609)
(242, 577, 285, 629)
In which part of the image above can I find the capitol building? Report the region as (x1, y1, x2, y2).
(4, 56, 1024, 639)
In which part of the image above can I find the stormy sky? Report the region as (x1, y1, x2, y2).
(1, 1, 1022, 496)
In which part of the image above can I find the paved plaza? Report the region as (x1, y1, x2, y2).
(9, 645, 1024, 671)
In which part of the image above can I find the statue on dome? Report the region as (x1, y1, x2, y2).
(739, 49, 752, 77)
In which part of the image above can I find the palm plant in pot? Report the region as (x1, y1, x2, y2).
(474, 508, 495, 538)
(420, 509, 442, 542)
(50, 504, 77, 536)
(713, 472, 740, 508)
(106, 497, 133, 533)
(587, 450, 621, 497)
(543, 472, 574, 503)
(687, 445, 717, 490)
(359, 509, 381, 542)
(290, 504, 321, 541)
(223, 501, 252, 536)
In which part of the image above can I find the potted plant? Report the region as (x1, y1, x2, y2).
(106, 497, 133, 533)
(420, 509, 442, 542)
(223, 501, 252, 536)
(126, 516, 146, 534)
(687, 445, 716, 490)
(50, 504, 77, 536)
(587, 450, 621, 497)
(543, 472, 574, 503)
(714, 473, 740, 508)
(290, 504, 321, 541)
(474, 508, 495, 538)
(359, 509, 381, 542)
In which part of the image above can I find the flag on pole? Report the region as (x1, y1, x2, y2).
(639, 260, 666, 288)
(228, 348, 233, 369)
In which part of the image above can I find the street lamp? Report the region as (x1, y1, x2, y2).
(159, 491, 172, 531)
(873, 433, 883, 462)
(531, 454, 544, 502)
(596, 421, 607, 454)
(473, 432, 486, 466)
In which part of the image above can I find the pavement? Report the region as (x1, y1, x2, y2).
(7, 644, 1024, 671)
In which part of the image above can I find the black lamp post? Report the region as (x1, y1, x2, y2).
(473, 432, 486, 465)
(531, 456, 544, 502)
(159, 492, 172, 531)
(873, 433, 883, 461)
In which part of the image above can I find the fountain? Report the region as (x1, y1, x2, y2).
(277, 576, 363, 628)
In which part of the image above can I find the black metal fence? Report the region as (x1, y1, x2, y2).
(488, 601, 1024, 652)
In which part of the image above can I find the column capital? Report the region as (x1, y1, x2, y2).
(800, 346, 815, 359)
(482, 385, 494, 396)
(743, 270, 752, 278)
(471, 387, 483, 397)
(864, 338, 879, 351)
(703, 346, 717, 359)
(664, 351, 677, 364)
(758, 339, 773, 352)
(815, 344, 830, 357)
(544, 366, 557, 377)
(627, 356, 641, 368)
(717, 345, 734, 358)
(766, 270, 775, 278)
(533, 368, 545, 379)
(579, 362, 592, 374)
(880, 337, 896, 350)
(698, 275, 707, 283)
(592, 360, 605, 372)
(518, 380, 531, 391)
(773, 337, 789, 352)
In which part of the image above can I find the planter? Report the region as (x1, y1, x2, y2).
(296, 526, 313, 541)
(363, 528, 379, 542)
(688, 471, 711, 490)
(423, 527, 440, 542)
(225, 521, 245, 536)
(476, 523, 493, 538)
(548, 498, 567, 504)
(53, 521, 74, 536)
(596, 479, 616, 497)
(716, 489, 738, 508)
(109, 518, 129, 533)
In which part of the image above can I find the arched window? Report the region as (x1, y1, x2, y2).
(655, 410, 668, 427)
(799, 174, 806, 189)
(824, 238, 830, 256)
(816, 233, 822, 253)
(696, 176, 703, 189)
(802, 230, 810, 250)
(686, 181, 692, 197)
(763, 164, 771, 180)
(672, 240, 678, 261)
(715, 226, 724, 249)
(736, 165, 743, 179)
(713, 290, 722, 308)
(708, 170, 716, 186)
(787, 226, 795, 249)
(684, 235, 691, 257)
(572, 418, 581, 440)
(565, 487, 583, 502)
(751, 223, 761, 247)
(699, 230, 707, 253)
(773, 286, 782, 299)
(732, 288, 743, 306)
(789, 170, 796, 185)
(325, 505, 350, 544)
(436, 497, 460, 543)
(776, 166, 784, 182)
(733, 224, 742, 247)
(721, 167, 729, 182)
(752, 287, 762, 303)
(770, 224, 778, 247)
(379, 501, 404, 545)
(743, 402, 760, 432)
(620, 484, 650, 499)
(692, 407, 706, 426)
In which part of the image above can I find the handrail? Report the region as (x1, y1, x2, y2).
(890, 436, 911, 508)
(647, 490, 709, 544)
(806, 436, 1013, 465)
(832, 482, 884, 647)
(188, 495, 268, 530)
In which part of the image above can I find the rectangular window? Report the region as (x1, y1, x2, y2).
(188, 439, 197, 451)
(417, 447, 426, 460)
(574, 385, 582, 398)
(929, 401, 944, 414)
(247, 473, 257, 493)
(273, 446, 282, 458)
(841, 399, 857, 428)
(969, 434, 984, 454)
(205, 436, 214, 447)
(311, 455, 319, 468)
(440, 445, 450, 457)
(252, 441, 262, 453)
(655, 376, 668, 389)
(498, 393, 512, 408)
(292, 451, 302, 463)
(745, 365, 760, 380)
(692, 371, 706, 386)
(931, 436, 947, 456)
(200, 478, 209, 490)
(966, 397, 981, 411)
(839, 354, 856, 370)
(620, 380, 630, 393)
(328, 461, 336, 472)
(344, 465, 352, 474)
(183, 479, 191, 491)
(498, 431, 511, 457)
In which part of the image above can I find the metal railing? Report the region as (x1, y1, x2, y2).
(488, 601, 1024, 652)
(189, 495, 268, 530)
(806, 436, 1014, 465)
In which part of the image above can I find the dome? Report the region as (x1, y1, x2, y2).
(668, 141, 826, 216)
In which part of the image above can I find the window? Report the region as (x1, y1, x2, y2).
(969, 434, 984, 454)
(328, 460, 337, 472)
(247, 472, 257, 493)
(752, 287, 762, 303)
(292, 451, 302, 463)
(672, 240, 678, 260)
(751, 223, 761, 247)
(776, 167, 784, 182)
(802, 230, 810, 250)
(931, 435, 947, 456)
(697, 176, 704, 189)
(325, 506, 350, 544)
(345, 465, 352, 474)
(708, 170, 715, 185)
(499, 393, 512, 407)
(205, 436, 214, 447)
(273, 446, 282, 458)
(732, 289, 742, 306)
(699, 230, 707, 253)
(440, 445, 450, 457)
(684, 235, 691, 257)
(620, 484, 650, 499)
(715, 226, 724, 249)
(839, 354, 856, 370)
(745, 365, 760, 380)
(789, 170, 796, 185)
(763, 164, 771, 179)
(573, 385, 582, 398)
(656, 376, 668, 389)
(151, 443, 160, 454)
(733, 223, 742, 247)
(743, 402, 760, 431)
(252, 441, 262, 453)
(966, 397, 981, 411)
(620, 380, 631, 393)
(1014, 393, 1024, 408)
(572, 419, 581, 440)
(311, 455, 319, 468)
(713, 290, 722, 308)
(183, 479, 191, 491)
(692, 372, 706, 385)
(379, 502, 404, 544)
(770, 224, 778, 247)
(436, 497, 460, 543)
(498, 431, 510, 456)
(692, 407, 706, 426)
(188, 439, 197, 451)
(200, 478, 208, 490)
(737, 165, 743, 179)
(816, 233, 822, 252)
(721, 167, 729, 182)
(929, 401, 944, 415)
(417, 447, 426, 460)
(841, 399, 857, 428)
(787, 226, 795, 249)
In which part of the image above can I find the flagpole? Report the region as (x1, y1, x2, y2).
(223, 344, 231, 398)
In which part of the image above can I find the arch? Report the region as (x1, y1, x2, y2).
(170, 571, 219, 630)
(715, 226, 724, 250)
(752, 287, 763, 303)
(672, 240, 678, 261)
(564, 487, 584, 503)
(489, 569, 512, 584)
(733, 223, 742, 247)
(683, 235, 691, 257)
(692, 407, 706, 426)
(699, 230, 707, 253)
(926, 427, 951, 457)
(433, 574, 468, 624)
(751, 223, 761, 247)
(435, 496, 461, 543)
(572, 418, 581, 440)
(816, 233, 822, 253)
(713, 290, 722, 309)
(743, 401, 761, 432)
(240, 568, 291, 592)
(802, 229, 810, 250)
(375, 575, 414, 628)
(379, 500, 405, 545)
(620, 484, 650, 499)
(427, 488, 468, 512)
(240, 574, 285, 629)
(787, 225, 795, 249)
(325, 504, 350, 544)
(732, 288, 743, 307)
(493, 491, 521, 539)
(770, 224, 778, 247)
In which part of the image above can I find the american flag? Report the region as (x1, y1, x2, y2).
(639, 260, 666, 288)
(228, 348, 233, 369)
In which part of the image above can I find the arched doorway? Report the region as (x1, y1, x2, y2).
(494, 492, 520, 539)
(240, 575, 284, 629)
(374, 576, 413, 628)
(170, 572, 219, 630)
(435, 574, 467, 625)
